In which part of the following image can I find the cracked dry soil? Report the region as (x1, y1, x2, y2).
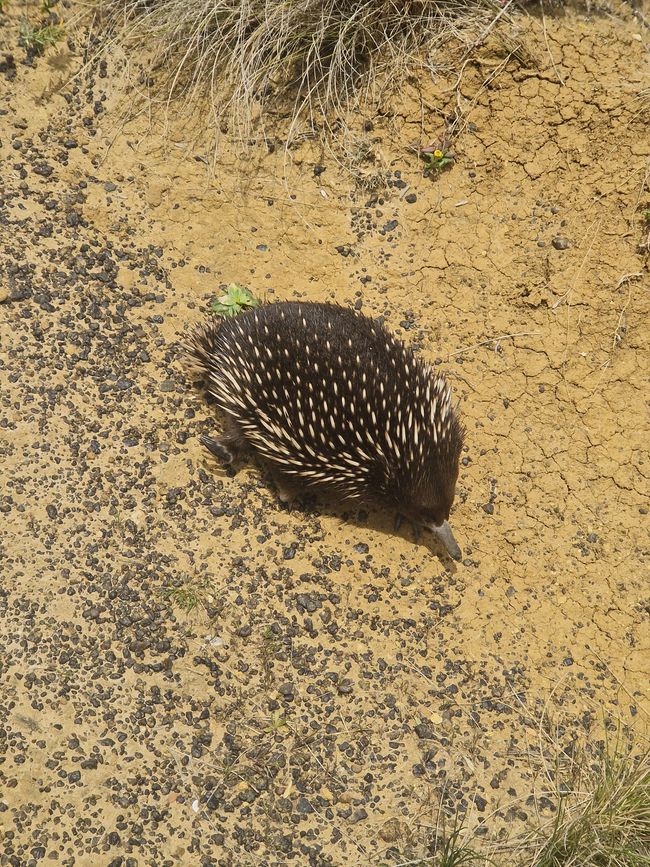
(1, 2, 649, 866)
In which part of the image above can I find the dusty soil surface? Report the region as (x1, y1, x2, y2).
(1, 2, 649, 865)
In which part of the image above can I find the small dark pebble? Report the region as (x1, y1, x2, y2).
(46, 505, 58, 519)
(404, 193, 417, 204)
(482, 503, 494, 515)
(104, 181, 117, 192)
(34, 162, 53, 177)
(414, 722, 435, 740)
(297, 796, 314, 814)
(552, 236, 570, 250)
(337, 679, 353, 695)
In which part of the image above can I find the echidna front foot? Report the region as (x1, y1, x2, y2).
(201, 416, 247, 466)
(200, 434, 237, 465)
(394, 513, 421, 542)
(270, 473, 300, 508)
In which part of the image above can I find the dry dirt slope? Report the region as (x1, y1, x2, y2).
(1, 2, 649, 866)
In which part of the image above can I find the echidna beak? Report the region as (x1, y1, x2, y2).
(430, 520, 462, 561)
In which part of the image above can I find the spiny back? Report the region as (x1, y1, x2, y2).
(186, 302, 463, 519)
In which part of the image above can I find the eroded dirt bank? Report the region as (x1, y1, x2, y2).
(1, 2, 649, 865)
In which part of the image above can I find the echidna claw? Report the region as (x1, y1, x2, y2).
(394, 513, 404, 533)
(411, 522, 421, 543)
(200, 434, 234, 465)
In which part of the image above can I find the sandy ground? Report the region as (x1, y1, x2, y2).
(1, 1, 649, 865)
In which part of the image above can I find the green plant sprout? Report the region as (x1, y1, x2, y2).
(421, 146, 455, 176)
(210, 283, 261, 317)
(19, 19, 63, 53)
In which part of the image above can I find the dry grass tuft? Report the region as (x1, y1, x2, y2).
(515, 730, 650, 867)
(90, 0, 514, 144)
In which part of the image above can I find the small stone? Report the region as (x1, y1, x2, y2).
(482, 503, 494, 514)
(473, 794, 487, 812)
(414, 721, 435, 740)
(404, 193, 417, 204)
(104, 181, 117, 192)
(552, 236, 570, 250)
(34, 162, 53, 177)
(297, 796, 314, 814)
(46, 505, 58, 519)
(379, 818, 403, 842)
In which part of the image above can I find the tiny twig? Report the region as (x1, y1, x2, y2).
(449, 331, 541, 357)
(540, 1, 565, 86)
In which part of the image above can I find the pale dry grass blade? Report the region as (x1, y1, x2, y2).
(88, 0, 514, 145)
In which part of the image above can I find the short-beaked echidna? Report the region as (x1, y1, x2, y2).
(185, 301, 465, 558)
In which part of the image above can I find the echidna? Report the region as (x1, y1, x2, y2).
(185, 301, 465, 559)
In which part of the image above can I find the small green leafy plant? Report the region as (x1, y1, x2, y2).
(19, 19, 63, 53)
(263, 710, 288, 735)
(210, 283, 261, 317)
(421, 145, 455, 177)
(160, 575, 209, 614)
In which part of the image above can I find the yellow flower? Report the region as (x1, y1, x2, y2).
(434, 149, 444, 159)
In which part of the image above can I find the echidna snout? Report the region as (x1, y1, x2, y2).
(184, 301, 465, 558)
